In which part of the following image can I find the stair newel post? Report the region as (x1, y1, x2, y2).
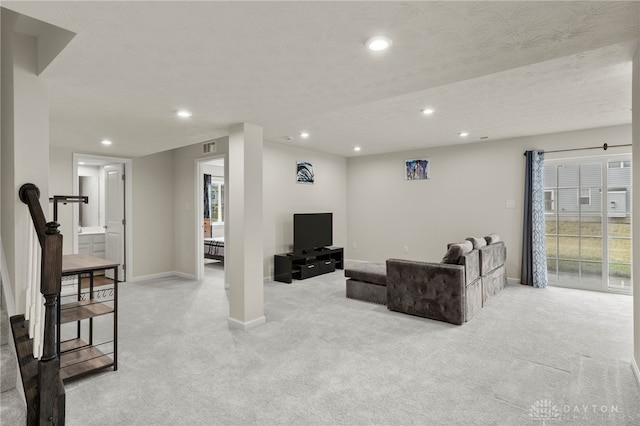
(17, 184, 66, 425)
(38, 221, 65, 424)
(41, 221, 62, 361)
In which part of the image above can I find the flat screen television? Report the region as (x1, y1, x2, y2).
(293, 213, 332, 252)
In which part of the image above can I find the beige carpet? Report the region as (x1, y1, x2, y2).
(62, 261, 640, 425)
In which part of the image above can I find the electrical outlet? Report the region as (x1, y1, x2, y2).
(506, 200, 515, 209)
(352, 242, 357, 249)
(403, 246, 409, 253)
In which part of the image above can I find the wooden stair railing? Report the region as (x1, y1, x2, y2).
(10, 183, 65, 425)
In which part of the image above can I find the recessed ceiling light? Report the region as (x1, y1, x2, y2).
(78, 162, 86, 165)
(366, 35, 392, 51)
(421, 108, 434, 115)
(354, 146, 361, 152)
(101, 139, 112, 146)
(458, 132, 469, 137)
(300, 132, 309, 138)
(177, 110, 192, 118)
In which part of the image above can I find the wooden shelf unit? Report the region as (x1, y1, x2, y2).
(59, 254, 119, 382)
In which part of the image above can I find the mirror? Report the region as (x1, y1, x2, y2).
(79, 176, 99, 227)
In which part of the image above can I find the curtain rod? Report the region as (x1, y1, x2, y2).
(524, 143, 632, 156)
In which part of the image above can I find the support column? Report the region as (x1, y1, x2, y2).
(227, 123, 265, 329)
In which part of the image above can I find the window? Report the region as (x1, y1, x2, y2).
(578, 188, 591, 206)
(544, 190, 555, 213)
(210, 182, 224, 223)
(608, 161, 631, 169)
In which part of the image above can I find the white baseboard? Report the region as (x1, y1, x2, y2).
(173, 271, 196, 280)
(507, 277, 520, 285)
(127, 271, 196, 283)
(228, 315, 266, 330)
(632, 357, 640, 390)
(345, 258, 369, 264)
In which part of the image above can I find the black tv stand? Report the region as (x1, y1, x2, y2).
(274, 247, 344, 283)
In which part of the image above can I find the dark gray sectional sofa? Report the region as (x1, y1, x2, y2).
(345, 235, 506, 325)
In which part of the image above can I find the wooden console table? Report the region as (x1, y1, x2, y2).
(58, 254, 118, 382)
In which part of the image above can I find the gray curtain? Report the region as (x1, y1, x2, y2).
(204, 174, 212, 219)
(521, 150, 548, 288)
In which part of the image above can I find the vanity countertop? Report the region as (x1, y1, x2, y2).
(79, 227, 105, 235)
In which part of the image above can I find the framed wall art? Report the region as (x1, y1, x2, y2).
(404, 158, 430, 180)
(297, 161, 314, 184)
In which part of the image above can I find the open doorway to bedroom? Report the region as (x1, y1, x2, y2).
(196, 156, 226, 280)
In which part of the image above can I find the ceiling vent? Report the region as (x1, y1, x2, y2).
(202, 141, 217, 154)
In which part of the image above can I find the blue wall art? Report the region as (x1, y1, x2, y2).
(405, 158, 430, 180)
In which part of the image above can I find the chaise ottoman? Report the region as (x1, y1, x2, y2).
(345, 262, 387, 305)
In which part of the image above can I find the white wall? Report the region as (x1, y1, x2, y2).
(203, 163, 223, 179)
(263, 141, 348, 278)
(49, 148, 74, 253)
(1, 28, 51, 312)
(347, 125, 632, 280)
(49, 147, 175, 280)
(130, 150, 175, 278)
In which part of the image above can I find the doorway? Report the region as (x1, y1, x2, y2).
(196, 156, 227, 281)
(544, 155, 633, 294)
(73, 154, 131, 281)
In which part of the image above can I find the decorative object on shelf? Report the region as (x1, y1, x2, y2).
(296, 161, 314, 184)
(404, 158, 430, 180)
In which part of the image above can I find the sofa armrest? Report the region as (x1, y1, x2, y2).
(386, 259, 465, 325)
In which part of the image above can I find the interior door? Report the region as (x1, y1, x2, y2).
(105, 163, 125, 280)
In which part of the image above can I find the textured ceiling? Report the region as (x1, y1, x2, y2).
(4, 1, 640, 158)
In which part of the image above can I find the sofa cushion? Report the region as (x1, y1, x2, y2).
(460, 249, 480, 285)
(442, 241, 473, 264)
(485, 233, 501, 245)
(466, 237, 487, 249)
(344, 262, 387, 286)
(346, 279, 387, 304)
(479, 241, 506, 276)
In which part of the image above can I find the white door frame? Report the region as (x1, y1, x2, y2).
(73, 153, 133, 281)
(195, 154, 227, 281)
